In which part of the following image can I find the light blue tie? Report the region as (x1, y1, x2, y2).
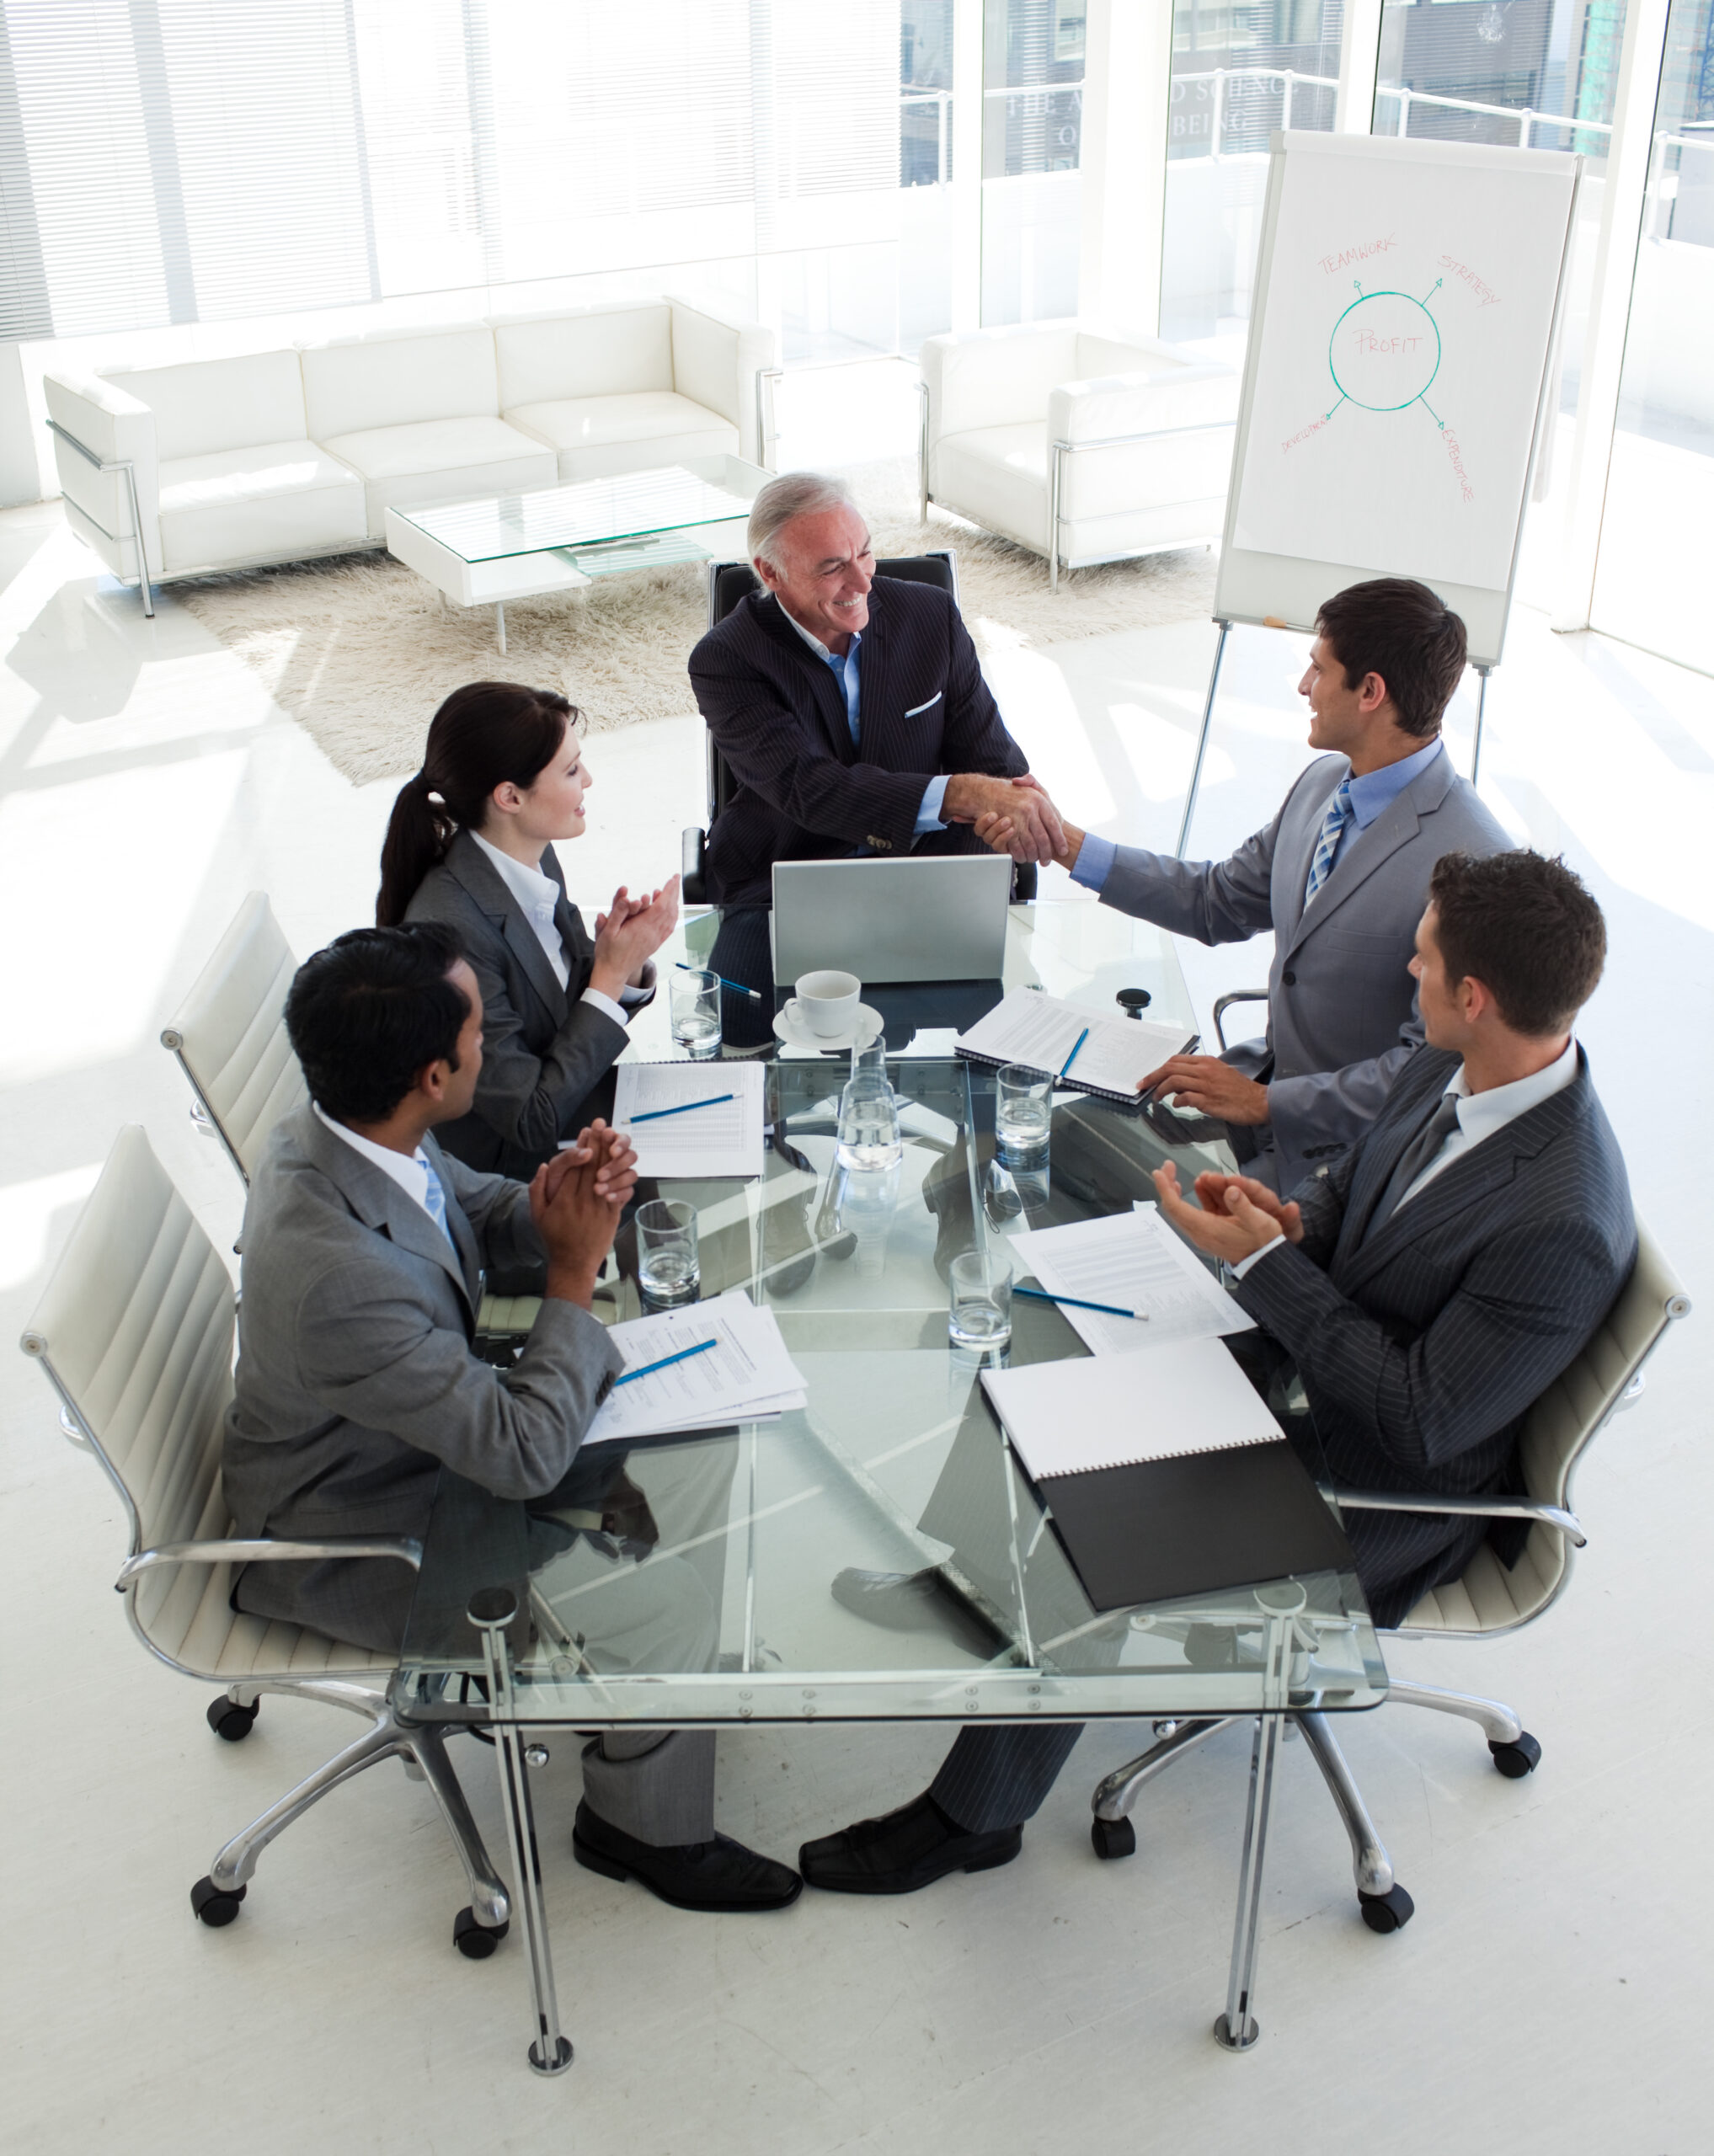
(1305, 776, 1354, 903)
(419, 1155, 457, 1251)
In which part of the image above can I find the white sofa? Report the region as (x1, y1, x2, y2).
(42, 296, 775, 604)
(919, 322, 1239, 590)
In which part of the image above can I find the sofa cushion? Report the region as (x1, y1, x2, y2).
(155, 441, 367, 573)
(319, 415, 558, 536)
(504, 391, 736, 483)
(493, 307, 675, 409)
(106, 351, 307, 462)
(302, 328, 500, 441)
(933, 423, 1047, 550)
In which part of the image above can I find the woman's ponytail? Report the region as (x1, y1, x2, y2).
(372, 680, 578, 926)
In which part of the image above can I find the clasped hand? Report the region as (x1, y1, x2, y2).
(530, 1120, 638, 1304)
(1151, 1161, 1303, 1265)
(944, 771, 1065, 866)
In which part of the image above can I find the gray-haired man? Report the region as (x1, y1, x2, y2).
(686, 471, 1057, 1024)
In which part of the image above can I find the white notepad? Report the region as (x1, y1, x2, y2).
(980, 1339, 1283, 1482)
(1011, 1206, 1254, 1357)
(611, 1060, 765, 1177)
(954, 990, 1194, 1105)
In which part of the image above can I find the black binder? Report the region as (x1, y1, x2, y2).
(1037, 1440, 1356, 1611)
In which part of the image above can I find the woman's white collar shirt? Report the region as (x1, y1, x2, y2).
(469, 830, 653, 1026)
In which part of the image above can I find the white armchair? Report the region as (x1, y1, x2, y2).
(919, 322, 1239, 590)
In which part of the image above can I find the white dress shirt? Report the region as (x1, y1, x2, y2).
(312, 1101, 449, 1239)
(469, 830, 653, 1028)
(1231, 1036, 1580, 1278)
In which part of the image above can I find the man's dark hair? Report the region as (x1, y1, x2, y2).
(1428, 851, 1606, 1036)
(286, 923, 469, 1125)
(1316, 578, 1468, 739)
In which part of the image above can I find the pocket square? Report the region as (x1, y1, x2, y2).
(904, 691, 944, 718)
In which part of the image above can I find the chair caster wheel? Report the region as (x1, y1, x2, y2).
(1489, 1732, 1541, 1779)
(190, 1876, 247, 1927)
(1359, 1884, 1414, 1934)
(206, 1695, 259, 1742)
(1091, 1815, 1136, 1860)
(453, 1908, 510, 1959)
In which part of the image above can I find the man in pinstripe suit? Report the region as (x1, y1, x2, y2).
(800, 851, 1635, 1894)
(687, 472, 1056, 1033)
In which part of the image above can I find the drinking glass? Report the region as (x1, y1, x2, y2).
(996, 1062, 1052, 1166)
(835, 1073, 904, 1171)
(948, 1248, 1013, 1351)
(849, 1032, 888, 1086)
(635, 1198, 700, 1306)
(670, 968, 722, 1059)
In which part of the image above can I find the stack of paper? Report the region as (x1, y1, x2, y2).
(583, 1289, 806, 1444)
(1010, 1206, 1254, 1357)
(953, 990, 1194, 1105)
(610, 1060, 765, 1177)
(981, 1340, 1284, 1481)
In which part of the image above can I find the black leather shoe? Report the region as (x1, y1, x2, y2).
(830, 1566, 1004, 1650)
(573, 1801, 802, 1913)
(798, 1791, 1022, 1895)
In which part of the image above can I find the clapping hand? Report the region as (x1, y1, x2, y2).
(592, 876, 680, 995)
(1151, 1161, 1300, 1264)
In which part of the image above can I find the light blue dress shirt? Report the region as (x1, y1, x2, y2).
(1070, 736, 1446, 895)
(780, 604, 950, 835)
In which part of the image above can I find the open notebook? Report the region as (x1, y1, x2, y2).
(981, 1343, 1354, 1610)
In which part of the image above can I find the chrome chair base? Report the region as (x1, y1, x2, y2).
(194, 1680, 510, 1948)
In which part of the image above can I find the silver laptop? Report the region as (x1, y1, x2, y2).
(770, 855, 1012, 985)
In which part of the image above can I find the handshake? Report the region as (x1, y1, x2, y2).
(942, 771, 1079, 871)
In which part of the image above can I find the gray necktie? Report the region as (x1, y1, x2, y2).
(1366, 1092, 1463, 1236)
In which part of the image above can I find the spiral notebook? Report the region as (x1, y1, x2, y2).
(953, 990, 1195, 1107)
(981, 1342, 1354, 1609)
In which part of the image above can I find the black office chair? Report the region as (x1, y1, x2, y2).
(679, 551, 1037, 905)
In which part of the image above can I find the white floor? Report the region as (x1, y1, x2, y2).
(3, 483, 1710, 2153)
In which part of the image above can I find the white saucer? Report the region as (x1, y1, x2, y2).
(772, 1001, 886, 1054)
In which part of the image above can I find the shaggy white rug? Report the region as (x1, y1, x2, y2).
(175, 457, 1216, 786)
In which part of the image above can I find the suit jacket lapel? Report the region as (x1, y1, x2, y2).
(1285, 745, 1457, 956)
(542, 846, 593, 984)
(445, 830, 569, 1023)
(423, 1131, 483, 1303)
(302, 1113, 477, 1315)
(854, 589, 889, 766)
(756, 595, 857, 766)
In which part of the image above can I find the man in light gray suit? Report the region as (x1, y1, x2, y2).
(224, 923, 801, 1913)
(978, 579, 1509, 1192)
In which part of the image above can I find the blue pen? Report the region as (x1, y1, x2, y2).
(614, 1337, 718, 1387)
(630, 1091, 735, 1123)
(1015, 1284, 1146, 1322)
(1059, 1027, 1089, 1079)
(678, 961, 761, 1002)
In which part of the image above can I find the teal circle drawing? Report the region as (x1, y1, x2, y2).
(1329, 291, 1442, 412)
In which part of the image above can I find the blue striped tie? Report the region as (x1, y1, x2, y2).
(1305, 776, 1354, 903)
(419, 1155, 457, 1250)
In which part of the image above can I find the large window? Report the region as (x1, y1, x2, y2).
(1161, 1, 1345, 353)
(981, 0, 1084, 323)
(1591, 0, 1714, 669)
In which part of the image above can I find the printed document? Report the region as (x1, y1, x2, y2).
(584, 1289, 806, 1444)
(1010, 1205, 1254, 1357)
(954, 990, 1193, 1099)
(611, 1060, 765, 1177)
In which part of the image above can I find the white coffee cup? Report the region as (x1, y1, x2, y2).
(788, 969, 862, 1038)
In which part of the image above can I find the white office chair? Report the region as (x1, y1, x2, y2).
(1088, 1221, 1690, 1932)
(161, 891, 307, 1183)
(19, 1126, 512, 1956)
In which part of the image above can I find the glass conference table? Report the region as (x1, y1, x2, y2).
(393, 904, 1388, 2073)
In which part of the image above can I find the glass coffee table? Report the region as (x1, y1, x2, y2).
(383, 454, 768, 653)
(395, 911, 1388, 2075)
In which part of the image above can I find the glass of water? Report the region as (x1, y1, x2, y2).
(836, 1073, 904, 1171)
(948, 1248, 1013, 1351)
(996, 1062, 1053, 1166)
(635, 1198, 700, 1306)
(670, 968, 722, 1059)
(850, 1032, 887, 1086)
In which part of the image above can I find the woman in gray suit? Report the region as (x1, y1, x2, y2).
(376, 681, 679, 1178)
